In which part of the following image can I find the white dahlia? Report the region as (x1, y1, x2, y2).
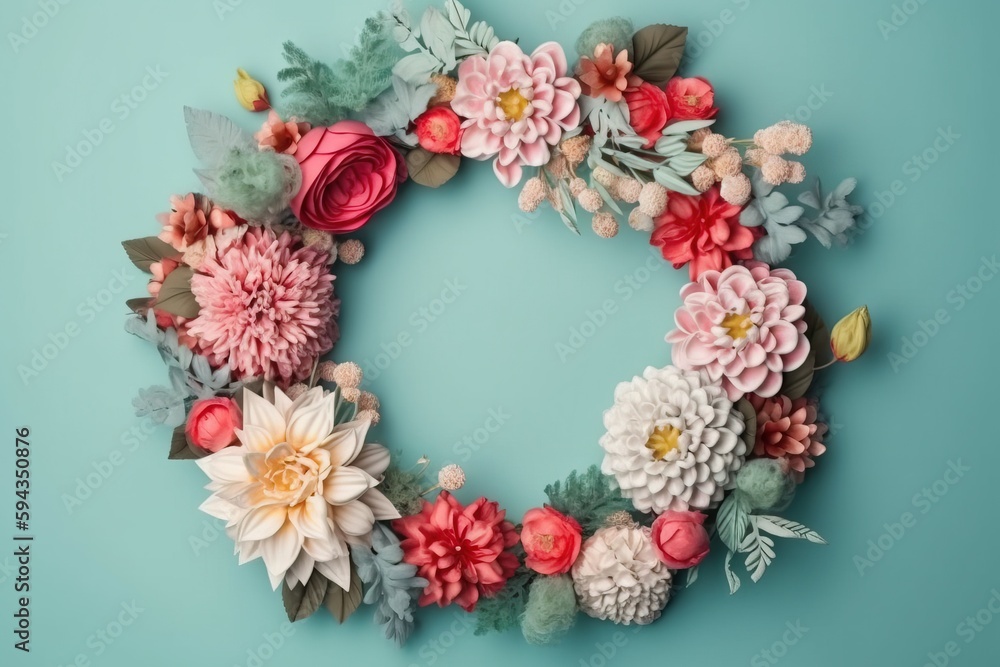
(571, 525, 672, 625)
(197, 385, 400, 591)
(600, 365, 746, 513)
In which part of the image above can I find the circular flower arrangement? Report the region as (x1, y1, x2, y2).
(121, 4, 873, 648)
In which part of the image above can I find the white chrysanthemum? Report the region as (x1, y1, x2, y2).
(572, 525, 672, 625)
(600, 365, 746, 513)
(197, 385, 400, 591)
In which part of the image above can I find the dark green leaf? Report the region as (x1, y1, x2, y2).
(406, 149, 460, 188)
(736, 398, 757, 453)
(122, 237, 180, 273)
(631, 25, 687, 85)
(283, 571, 330, 622)
(168, 425, 199, 460)
(126, 297, 152, 315)
(154, 266, 200, 319)
(323, 566, 363, 623)
(781, 299, 828, 399)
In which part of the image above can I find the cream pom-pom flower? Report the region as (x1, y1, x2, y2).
(600, 365, 747, 514)
(197, 385, 400, 591)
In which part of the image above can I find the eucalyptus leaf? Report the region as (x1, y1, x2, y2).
(406, 148, 460, 188)
(283, 572, 330, 622)
(754, 515, 827, 545)
(724, 550, 741, 594)
(122, 237, 180, 273)
(654, 168, 699, 195)
(716, 491, 750, 553)
(631, 24, 687, 85)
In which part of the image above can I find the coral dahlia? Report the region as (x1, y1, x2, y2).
(188, 226, 336, 386)
(394, 492, 520, 612)
(749, 394, 828, 482)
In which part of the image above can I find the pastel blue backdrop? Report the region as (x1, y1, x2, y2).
(2, 0, 997, 665)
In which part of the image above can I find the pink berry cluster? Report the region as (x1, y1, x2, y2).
(747, 121, 812, 186)
(287, 361, 382, 423)
(690, 128, 753, 206)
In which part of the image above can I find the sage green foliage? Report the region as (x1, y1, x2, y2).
(575, 17, 634, 57)
(544, 465, 636, 534)
(209, 148, 292, 221)
(474, 554, 534, 636)
(520, 575, 577, 645)
(735, 459, 797, 511)
(278, 17, 399, 125)
(379, 462, 424, 517)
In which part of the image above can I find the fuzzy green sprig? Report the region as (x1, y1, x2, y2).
(520, 575, 577, 645)
(203, 149, 296, 222)
(379, 462, 425, 517)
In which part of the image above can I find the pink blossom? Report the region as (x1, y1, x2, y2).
(452, 41, 581, 187)
(667, 262, 811, 400)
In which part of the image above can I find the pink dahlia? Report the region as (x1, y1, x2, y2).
(393, 492, 520, 612)
(749, 394, 828, 482)
(187, 227, 336, 386)
(452, 41, 581, 188)
(667, 262, 810, 401)
(651, 186, 757, 280)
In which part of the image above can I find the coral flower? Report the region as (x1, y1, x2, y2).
(255, 111, 310, 154)
(452, 41, 581, 187)
(157, 193, 236, 252)
(394, 492, 520, 612)
(667, 262, 811, 401)
(650, 186, 756, 280)
(749, 394, 828, 482)
(197, 386, 399, 590)
(665, 76, 718, 120)
(187, 227, 336, 386)
(577, 43, 641, 102)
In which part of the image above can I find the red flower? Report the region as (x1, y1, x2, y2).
(666, 76, 718, 120)
(650, 511, 710, 569)
(650, 186, 756, 280)
(185, 397, 241, 453)
(393, 492, 520, 612)
(520, 506, 582, 575)
(415, 107, 463, 155)
(624, 82, 671, 148)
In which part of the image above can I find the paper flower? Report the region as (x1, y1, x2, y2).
(576, 43, 640, 103)
(650, 186, 757, 280)
(414, 107, 463, 155)
(830, 306, 872, 362)
(665, 76, 717, 120)
(667, 263, 811, 400)
(185, 397, 241, 453)
(520, 507, 583, 575)
(600, 365, 747, 513)
(187, 227, 336, 386)
(649, 511, 710, 569)
(571, 525, 672, 625)
(393, 492, 519, 612)
(452, 41, 581, 187)
(196, 386, 399, 590)
(255, 111, 310, 154)
(624, 81, 671, 147)
(748, 394, 828, 482)
(157, 193, 236, 252)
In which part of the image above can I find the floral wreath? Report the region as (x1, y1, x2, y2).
(121, 2, 873, 647)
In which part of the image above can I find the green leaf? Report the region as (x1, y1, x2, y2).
(126, 297, 152, 315)
(716, 492, 750, 553)
(122, 237, 179, 273)
(631, 25, 687, 85)
(724, 550, 741, 594)
(154, 266, 200, 319)
(406, 148, 460, 188)
(741, 522, 776, 583)
(685, 565, 699, 588)
(755, 515, 827, 545)
(323, 566, 363, 623)
(735, 398, 757, 453)
(283, 571, 330, 622)
(544, 466, 634, 534)
(781, 299, 828, 399)
(167, 425, 198, 460)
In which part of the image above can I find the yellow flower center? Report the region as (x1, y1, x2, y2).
(721, 312, 753, 339)
(497, 88, 530, 121)
(685, 94, 700, 107)
(533, 534, 555, 553)
(646, 426, 682, 461)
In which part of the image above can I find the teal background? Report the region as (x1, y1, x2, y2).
(2, 0, 997, 665)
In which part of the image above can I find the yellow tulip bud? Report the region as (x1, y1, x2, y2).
(233, 68, 269, 112)
(830, 306, 872, 362)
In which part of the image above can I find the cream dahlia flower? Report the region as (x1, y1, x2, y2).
(197, 385, 399, 591)
(600, 365, 747, 513)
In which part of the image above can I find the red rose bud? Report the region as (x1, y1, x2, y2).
(185, 397, 242, 453)
(650, 510, 710, 569)
(415, 107, 463, 155)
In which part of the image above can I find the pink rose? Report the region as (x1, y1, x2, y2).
(650, 510, 710, 569)
(185, 398, 241, 453)
(624, 82, 671, 148)
(290, 121, 407, 233)
(415, 107, 463, 155)
(665, 76, 718, 121)
(520, 506, 583, 575)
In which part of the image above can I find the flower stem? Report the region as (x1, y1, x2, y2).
(813, 358, 838, 371)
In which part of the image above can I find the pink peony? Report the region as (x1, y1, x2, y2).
(187, 227, 336, 386)
(255, 111, 310, 154)
(650, 186, 757, 280)
(749, 394, 828, 482)
(452, 41, 581, 187)
(520, 506, 582, 575)
(290, 121, 407, 233)
(576, 43, 641, 103)
(185, 397, 241, 452)
(394, 492, 520, 612)
(157, 193, 236, 252)
(624, 82, 671, 148)
(650, 511, 711, 569)
(667, 262, 811, 401)
(665, 77, 718, 120)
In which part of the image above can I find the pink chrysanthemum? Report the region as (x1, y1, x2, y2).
(188, 227, 336, 386)
(452, 41, 581, 188)
(394, 492, 520, 612)
(667, 262, 811, 401)
(749, 394, 828, 482)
